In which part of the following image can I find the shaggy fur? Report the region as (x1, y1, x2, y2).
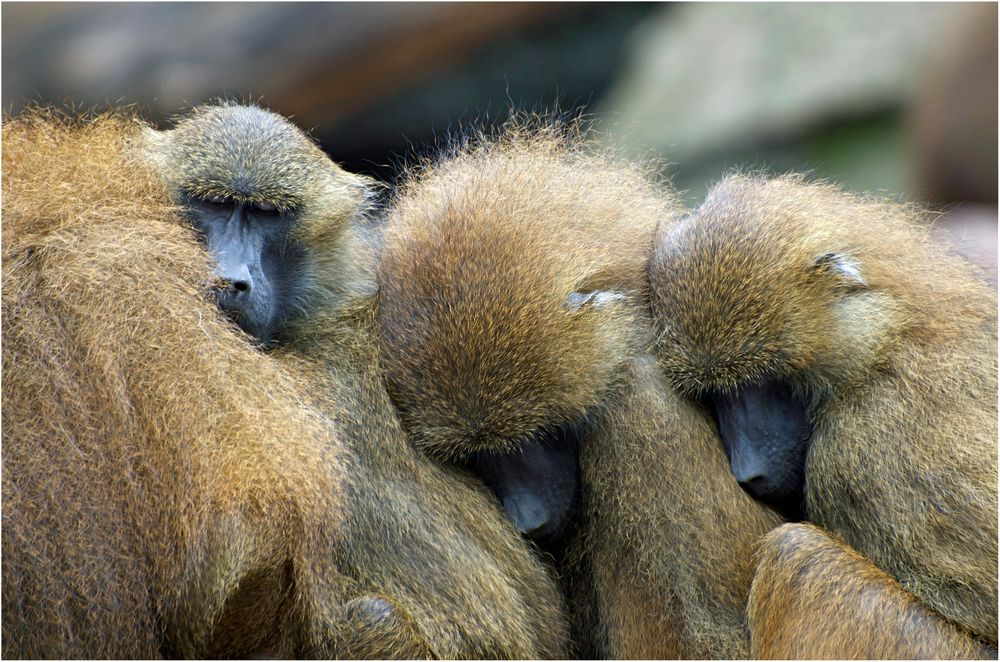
(2, 110, 358, 658)
(749, 524, 993, 658)
(146, 104, 571, 659)
(379, 125, 657, 459)
(649, 174, 998, 647)
(376, 124, 782, 657)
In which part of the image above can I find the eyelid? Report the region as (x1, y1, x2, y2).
(186, 194, 284, 216)
(192, 197, 231, 213)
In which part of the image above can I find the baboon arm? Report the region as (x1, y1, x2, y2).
(186, 503, 433, 659)
(812, 377, 998, 644)
(586, 356, 782, 658)
(748, 523, 994, 659)
(328, 594, 434, 660)
(205, 498, 434, 659)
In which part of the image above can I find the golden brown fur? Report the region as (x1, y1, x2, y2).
(1, 109, 365, 658)
(145, 104, 571, 658)
(377, 125, 782, 657)
(649, 174, 998, 646)
(379, 126, 657, 459)
(749, 524, 994, 659)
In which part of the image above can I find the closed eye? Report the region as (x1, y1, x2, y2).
(182, 192, 230, 212)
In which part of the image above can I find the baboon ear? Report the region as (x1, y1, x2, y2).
(564, 290, 627, 312)
(813, 253, 868, 290)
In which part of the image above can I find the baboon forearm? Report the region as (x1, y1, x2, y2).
(749, 524, 993, 659)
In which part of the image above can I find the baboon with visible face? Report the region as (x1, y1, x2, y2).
(145, 104, 571, 659)
(748, 523, 995, 659)
(3, 106, 569, 659)
(648, 174, 998, 648)
(141, 104, 374, 348)
(376, 125, 783, 658)
(2, 109, 375, 658)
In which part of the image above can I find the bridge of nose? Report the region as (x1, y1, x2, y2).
(210, 207, 258, 292)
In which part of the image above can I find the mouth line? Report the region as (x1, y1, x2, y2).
(215, 302, 248, 323)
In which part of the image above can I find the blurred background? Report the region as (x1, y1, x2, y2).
(4, 2, 996, 278)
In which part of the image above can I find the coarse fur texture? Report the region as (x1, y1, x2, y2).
(649, 174, 998, 646)
(377, 124, 783, 657)
(146, 104, 571, 659)
(1, 109, 379, 658)
(379, 123, 657, 459)
(749, 524, 994, 659)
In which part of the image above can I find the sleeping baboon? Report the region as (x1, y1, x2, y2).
(648, 174, 998, 646)
(143, 104, 571, 658)
(140, 103, 374, 348)
(1, 109, 410, 658)
(376, 124, 783, 657)
(748, 524, 995, 659)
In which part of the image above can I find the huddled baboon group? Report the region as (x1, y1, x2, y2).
(3, 103, 996, 659)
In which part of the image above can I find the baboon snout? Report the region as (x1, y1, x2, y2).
(465, 427, 581, 550)
(216, 262, 254, 297)
(711, 378, 812, 518)
(503, 493, 551, 537)
(731, 452, 770, 494)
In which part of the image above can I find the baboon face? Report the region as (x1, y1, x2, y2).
(649, 176, 875, 517)
(380, 244, 622, 547)
(182, 193, 306, 344)
(145, 104, 367, 345)
(709, 380, 811, 517)
(379, 136, 661, 548)
(465, 423, 582, 548)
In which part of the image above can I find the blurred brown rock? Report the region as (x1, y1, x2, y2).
(2, 3, 560, 128)
(909, 4, 998, 205)
(3, 3, 652, 180)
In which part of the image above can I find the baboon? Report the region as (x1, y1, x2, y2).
(2, 109, 403, 658)
(748, 524, 996, 659)
(140, 103, 374, 349)
(376, 124, 783, 657)
(143, 104, 571, 658)
(648, 174, 998, 647)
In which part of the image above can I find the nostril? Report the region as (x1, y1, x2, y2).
(215, 263, 253, 296)
(738, 473, 770, 497)
(523, 517, 552, 539)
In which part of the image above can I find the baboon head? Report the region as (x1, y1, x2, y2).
(142, 103, 372, 345)
(648, 174, 909, 516)
(378, 128, 671, 547)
